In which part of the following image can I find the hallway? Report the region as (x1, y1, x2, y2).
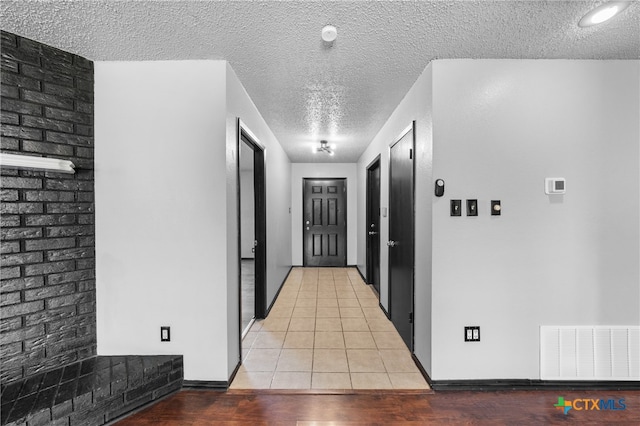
(231, 267, 429, 390)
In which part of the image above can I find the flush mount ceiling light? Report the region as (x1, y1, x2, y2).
(579, 1, 631, 27)
(321, 25, 337, 42)
(316, 140, 335, 156)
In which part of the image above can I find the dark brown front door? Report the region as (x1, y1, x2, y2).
(303, 179, 347, 267)
(366, 158, 381, 295)
(388, 125, 415, 351)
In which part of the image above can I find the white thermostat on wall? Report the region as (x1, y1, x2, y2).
(545, 178, 566, 195)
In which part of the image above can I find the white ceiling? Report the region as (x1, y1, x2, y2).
(2, 1, 638, 163)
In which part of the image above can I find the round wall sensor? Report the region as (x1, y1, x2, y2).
(434, 179, 445, 197)
(322, 25, 338, 42)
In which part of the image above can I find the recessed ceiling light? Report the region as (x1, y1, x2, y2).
(322, 25, 337, 42)
(579, 1, 630, 27)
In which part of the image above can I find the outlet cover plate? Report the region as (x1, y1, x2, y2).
(161, 326, 171, 342)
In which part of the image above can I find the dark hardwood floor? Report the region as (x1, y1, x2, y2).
(115, 389, 640, 425)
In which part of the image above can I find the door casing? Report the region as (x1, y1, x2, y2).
(366, 156, 381, 295)
(236, 119, 267, 357)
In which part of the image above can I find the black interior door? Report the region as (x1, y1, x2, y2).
(251, 141, 266, 319)
(303, 179, 347, 267)
(366, 158, 381, 295)
(388, 126, 415, 351)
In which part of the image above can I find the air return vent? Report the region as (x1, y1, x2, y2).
(540, 326, 639, 380)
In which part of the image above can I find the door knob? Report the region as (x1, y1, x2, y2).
(387, 240, 397, 247)
(306, 227, 309, 230)
(306, 220, 310, 225)
(368, 231, 378, 236)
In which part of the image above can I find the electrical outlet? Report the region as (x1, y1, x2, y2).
(161, 326, 170, 342)
(464, 326, 480, 342)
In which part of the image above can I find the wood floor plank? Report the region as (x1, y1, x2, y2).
(115, 389, 640, 425)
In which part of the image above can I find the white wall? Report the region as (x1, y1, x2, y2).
(430, 60, 640, 380)
(356, 65, 434, 374)
(291, 163, 358, 266)
(95, 61, 228, 381)
(357, 59, 639, 382)
(226, 63, 292, 376)
(96, 60, 291, 382)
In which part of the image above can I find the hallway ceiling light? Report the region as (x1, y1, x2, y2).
(579, 1, 630, 27)
(316, 140, 335, 156)
(321, 25, 337, 42)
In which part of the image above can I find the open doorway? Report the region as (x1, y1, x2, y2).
(239, 140, 256, 334)
(237, 120, 267, 344)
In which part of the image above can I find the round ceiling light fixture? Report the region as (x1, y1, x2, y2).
(578, 1, 630, 27)
(322, 25, 338, 42)
(316, 140, 335, 156)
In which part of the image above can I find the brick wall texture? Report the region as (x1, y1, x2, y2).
(1, 31, 96, 383)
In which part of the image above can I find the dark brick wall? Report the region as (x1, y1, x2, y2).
(1, 355, 184, 426)
(1, 31, 95, 383)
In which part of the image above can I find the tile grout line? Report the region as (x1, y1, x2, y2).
(336, 271, 352, 390)
(343, 273, 354, 390)
(309, 274, 317, 389)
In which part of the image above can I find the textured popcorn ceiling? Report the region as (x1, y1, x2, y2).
(2, 1, 638, 162)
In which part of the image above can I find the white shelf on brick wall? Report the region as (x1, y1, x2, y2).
(0, 153, 75, 174)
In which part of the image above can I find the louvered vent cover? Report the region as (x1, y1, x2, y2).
(540, 326, 640, 380)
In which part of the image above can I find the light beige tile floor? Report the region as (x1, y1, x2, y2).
(230, 267, 429, 390)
